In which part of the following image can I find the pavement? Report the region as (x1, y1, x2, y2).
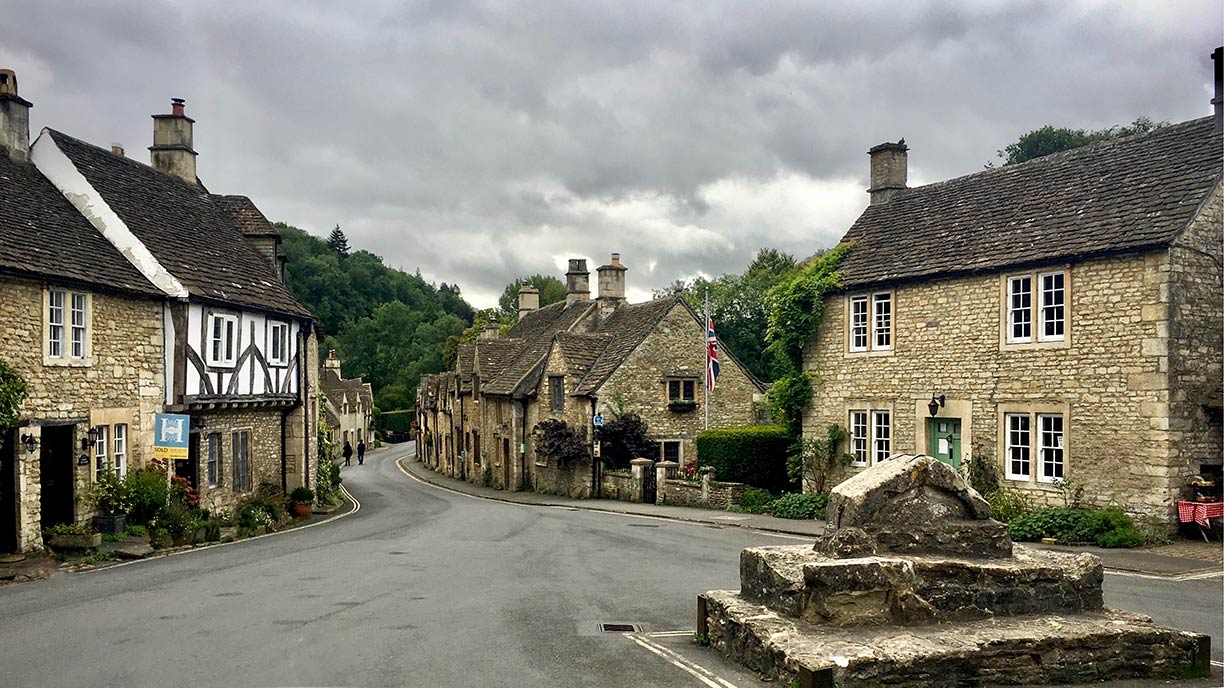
(398, 451, 1224, 579)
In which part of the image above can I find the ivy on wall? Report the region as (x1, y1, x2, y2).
(0, 359, 27, 429)
(764, 244, 848, 436)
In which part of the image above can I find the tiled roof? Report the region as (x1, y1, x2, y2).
(839, 117, 1223, 289)
(573, 297, 677, 395)
(474, 339, 523, 378)
(456, 343, 476, 374)
(212, 194, 281, 237)
(46, 130, 312, 317)
(0, 151, 163, 296)
(555, 332, 611, 385)
(483, 301, 595, 396)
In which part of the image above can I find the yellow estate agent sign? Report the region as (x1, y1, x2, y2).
(153, 413, 190, 460)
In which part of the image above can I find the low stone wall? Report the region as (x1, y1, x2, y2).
(707, 481, 745, 510)
(662, 479, 704, 506)
(601, 472, 635, 501)
(534, 461, 593, 498)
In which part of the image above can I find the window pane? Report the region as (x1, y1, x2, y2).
(1008, 277, 1032, 342)
(873, 293, 891, 349)
(850, 297, 868, 351)
(70, 294, 86, 358)
(225, 320, 236, 360)
(682, 380, 694, 400)
(94, 426, 108, 481)
(113, 424, 126, 477)
(48, 290, 64, 357)
(873, 411, 891, 463)
(849, 410, 868, 466)
(207, 434, 220, 487)
(1039, 414, 1064, 480)
(668, 380, 680, 401)
(1040, 272, 1065, 341)
(1005, 414, 1030, 479)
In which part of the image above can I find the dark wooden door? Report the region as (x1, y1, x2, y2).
(502, 438, 511, 489)
(39, 425, 75, 528)
(176, 433, 200, 491)
(1, 430, 16, 552)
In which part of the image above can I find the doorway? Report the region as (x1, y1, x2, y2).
(39, 425, 76, 529)
(502, 438, 511, 489)
(1, 430, 16, 551)
(926, 418, 962, 470)
(176, 433, 200, 492)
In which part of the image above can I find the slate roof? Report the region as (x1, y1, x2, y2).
(46, 129, 311, 317)
(483, 301, 596, 396)
(572, 297, 678, 395)
(0, 151, 163, 296)
(839, 117, 1223, 289)
(212, 194, 281, 238)
(555, 332, 611, 384)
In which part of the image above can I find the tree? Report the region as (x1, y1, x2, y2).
(0, 359, 27, 429)
(326, 224, 350, 255)
(498, 274, 567, 322)
(994, 117, 1167, 166)
(598, 412, 656, 469)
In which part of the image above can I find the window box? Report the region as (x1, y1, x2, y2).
(668, 400, 697, 413)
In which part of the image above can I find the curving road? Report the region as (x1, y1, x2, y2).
(0, 442, 1218, 687)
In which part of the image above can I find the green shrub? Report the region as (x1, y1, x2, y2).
(290, 486, 315, 503)
(769, 493, 828, 520)
(735, 487, 776, 514)
(125, 463, 170, 525)
(1008, 507, 1143, 548)
(965, 456, 1001, 497)
(123, 524, 147, 538)
(696, 425, 792, 493)
(988, 488, 1035, 523)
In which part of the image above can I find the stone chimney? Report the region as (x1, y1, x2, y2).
(324, 349, 341, 371)
(0, 69, 32, 162)
(517, 284, 540, 319)
(565, 258, 590, 305)
(867, 140, 908, 205)
(149, 98, 198, 184)
(480, 315, 500, 339)
(596, 253, 627, 315)
(111, 143, 125, 157)
(1212, 46, 1222, 135)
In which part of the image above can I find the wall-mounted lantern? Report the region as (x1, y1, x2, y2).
(927, 394, 946, 418)
(81, 427, 99, 451)
(19, 433, 38, 454)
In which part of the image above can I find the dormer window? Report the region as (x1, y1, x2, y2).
(268, 321, 289, 366)
(208, 313, 239, 367)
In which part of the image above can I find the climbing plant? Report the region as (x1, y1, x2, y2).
(0, 359, 27, 429)
(763, 245, 848, 436)
(786, 424, 855, 495)
(532, 419, 588, 468)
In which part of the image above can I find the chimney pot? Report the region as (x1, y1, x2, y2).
(596, 252, 627, 310)
(0, 68, 32, 162)
(565, 258, 590, 305)
(171, 98, 185, 116)
(111, 143, 125, 157)
(867, 139, 908, 205)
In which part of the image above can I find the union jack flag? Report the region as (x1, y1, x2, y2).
(706, 317, 720, 392)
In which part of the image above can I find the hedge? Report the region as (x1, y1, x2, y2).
(696, 425, 793, 493)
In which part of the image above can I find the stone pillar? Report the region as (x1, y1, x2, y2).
(701, 466, 716, 504)
(630, 458, 654, 503)
(657, 460, 679, 483)
(14, 427, 42, 552)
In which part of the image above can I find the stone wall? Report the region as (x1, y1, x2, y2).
(661, 479, 704, 507)
(0, 277, 165, 550)
(601, 471, 635, 501)
(598, 303, 762, 466)
(192, 406, 285, 515)
(1167, 182, 1223, 493)
(534, 458, 593, 498)
(803, 250, 1183, 518)
(707, 481, 746, 510)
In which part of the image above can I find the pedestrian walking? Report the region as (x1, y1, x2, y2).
(357, 440, 366, 465)
(342, 440, 353, 467)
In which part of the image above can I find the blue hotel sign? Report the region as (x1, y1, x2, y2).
(153, 413, 191, 460)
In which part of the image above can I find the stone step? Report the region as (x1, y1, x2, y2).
(703, 590, 1210, 687)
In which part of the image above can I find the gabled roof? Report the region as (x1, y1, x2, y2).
(572, 297, 678, 396)
(483, 301, 595, 396)
(839, 117, 1223, 289)
(42, 129, 311, 317)
(0, 151, 163, 296)
(212, 194, 281, 238)
(555, 332, 611, 385)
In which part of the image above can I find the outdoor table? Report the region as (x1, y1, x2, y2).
(1177, 500, 1223, 541)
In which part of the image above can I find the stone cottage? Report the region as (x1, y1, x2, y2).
(802, 65, 1222, 519)
(0, 72, 320, 551)
(417, 254, 766, 495)
(320, 350, 374, 448)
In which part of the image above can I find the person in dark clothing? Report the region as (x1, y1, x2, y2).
(342, 440, 353, 467)
(357, 440, 366, 465)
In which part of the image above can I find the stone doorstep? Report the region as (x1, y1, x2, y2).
(703, 590, 1210, 687)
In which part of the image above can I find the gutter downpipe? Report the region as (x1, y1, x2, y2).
(590, 396, 599, 497)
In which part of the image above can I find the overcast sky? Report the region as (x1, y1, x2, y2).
(2, 1, 1219, 308)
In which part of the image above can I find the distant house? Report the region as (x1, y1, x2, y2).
(320, 350, 374, 448)
(801, 90, 1222, 517)
(417, 254, 766, 496)
(0, 69, 320, 552)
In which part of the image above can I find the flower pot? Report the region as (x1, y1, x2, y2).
(49, 532, 102, 549)
(93, 513, 128, 535)
(292, 501, 312, 518)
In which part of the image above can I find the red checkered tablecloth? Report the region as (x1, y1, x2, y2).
(1177, 500, 1223, 527)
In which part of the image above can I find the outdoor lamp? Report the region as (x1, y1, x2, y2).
(19, 433, 38, 454)
(927, 394, 945, 417)
(82, 426, 99, 451)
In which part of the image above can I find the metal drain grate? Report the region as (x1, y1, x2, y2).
(599, 623, 640, 633)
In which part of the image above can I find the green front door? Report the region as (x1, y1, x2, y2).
(927, 418, 962, 469)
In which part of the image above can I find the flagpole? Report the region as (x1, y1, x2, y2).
(704, 288, 710, 432)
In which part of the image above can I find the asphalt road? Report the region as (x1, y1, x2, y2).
(0, 442, 1219, 687)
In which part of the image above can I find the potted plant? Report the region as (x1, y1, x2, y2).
(86, 470, 130, 535)
(45, 522, 102, 549)
(290, 486, 315, 518)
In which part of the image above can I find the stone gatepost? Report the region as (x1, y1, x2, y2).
(701, 466, 716, 503)
(629, 458, 654, 503)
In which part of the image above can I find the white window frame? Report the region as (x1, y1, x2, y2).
(1037, 271, 1065, 343)
(70, 293, 88, 358)
(849, 296, 869, 352)
(48, 289, 65, 358)
(872, 410, 891, 464)
(267, 321, 290, 367)
(112, 424, 127, 478)
(872, 293, 892, 350)
(1006, 276, 1032, 344)
(208, 313, 240, 367)
(1037, 413, 1064, 483)
(94, 425, 109, 481)
(1003, 413, 1030, 480)
(848, 410, 869, 466)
